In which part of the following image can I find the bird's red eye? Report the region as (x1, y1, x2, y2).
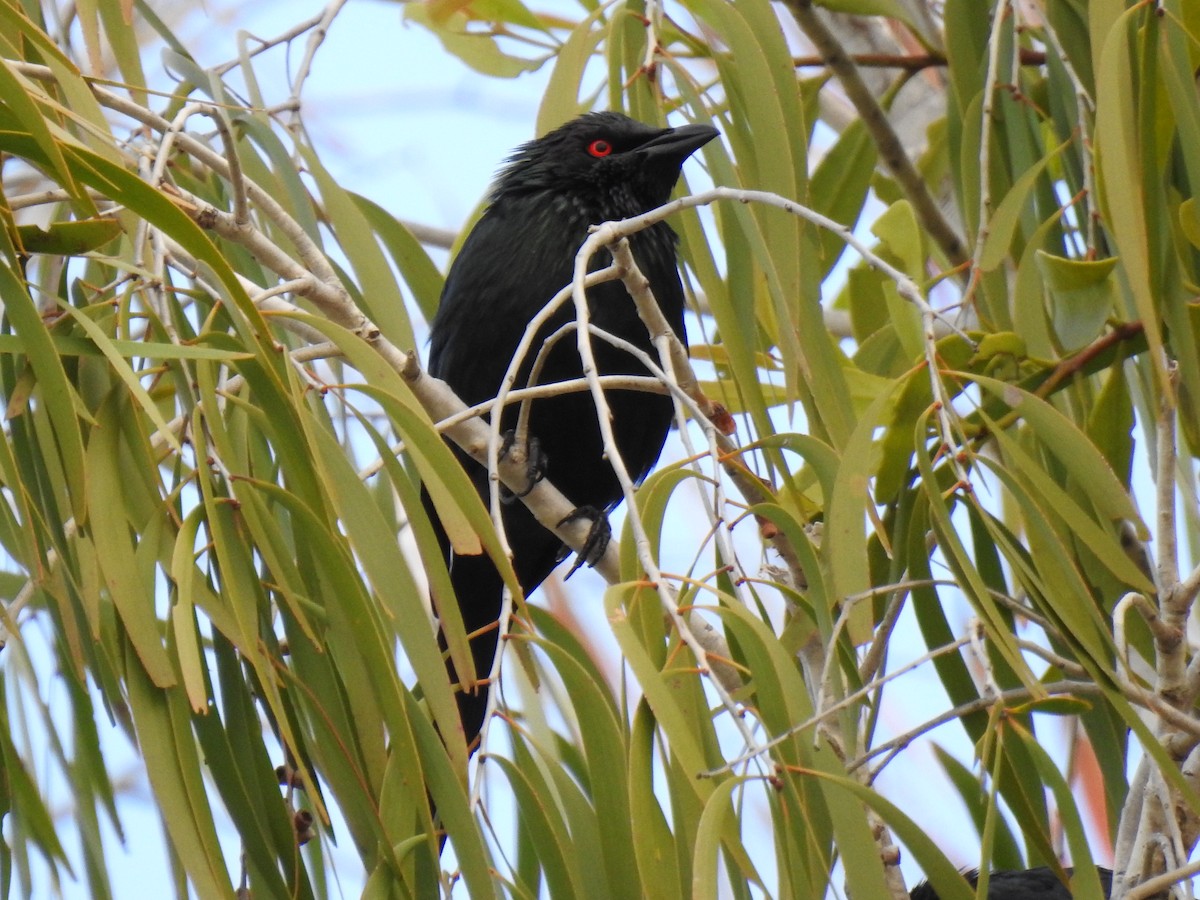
(587, 139, 613, 158)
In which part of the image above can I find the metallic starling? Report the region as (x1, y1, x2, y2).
(909, 866, 1114, 899)
(423, 112, 718, 749)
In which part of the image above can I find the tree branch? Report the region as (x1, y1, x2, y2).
(780, 0, 968, 267)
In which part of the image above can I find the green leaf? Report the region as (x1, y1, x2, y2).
(404, 3, 545, 77)
(1094, 7, 1169, 391)
(298, 406, 466, 765)
(692, 778, 759, 900)
(125, 653, 235, 899)
(492, 753, 581, 899)
(628, 701, 685, 899)
(1086, 364, 1134, 485)
(982, 425, 1152, 593)
(968, 373, 1145, 530)
(538, 9, 605, 134)
(1009, 721, 1107, 898)
(1035, 252, 1118, 351)
(933, 745, 1024, 870)
(296, 148, 413, 348)
(428, 0, 548, 32)
(814, 0, 914, 27)
(606, 583, 712, 784)
(804, 768, 976, 900)
(56, 303, 183, 455)
(0, 53, 95, 215)
(978, 138, 1072, 272)
(0, 708, 71, 870)
(827, 376, 905, 642)
(352, 192, 446, 325)
(85, 392, 176, 686)
(1180, 198, 1200, 250)
(15, 219, 122, 255)
(0, 260, 89, 522)
(810, 119, 877, 278)
(869, 200, 925, 362)
(531, 635, 643, 899)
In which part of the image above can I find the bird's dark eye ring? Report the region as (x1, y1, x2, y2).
(587, 139, 613, 158)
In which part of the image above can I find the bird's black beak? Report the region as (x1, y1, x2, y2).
(638, 123, 719, 166)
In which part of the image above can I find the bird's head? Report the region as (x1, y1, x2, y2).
(491, 111, 718, 213)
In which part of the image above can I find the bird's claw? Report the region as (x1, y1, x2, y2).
(499, 431, 546, 503)
(556, 505, 611, 578)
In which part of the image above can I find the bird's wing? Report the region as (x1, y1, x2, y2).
(428, 195, 583, 404)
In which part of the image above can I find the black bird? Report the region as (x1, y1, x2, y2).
(909, 866, 1113, 898)
(424, 112, 718, 749)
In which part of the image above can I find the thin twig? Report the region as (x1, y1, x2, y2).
(284, 0, 351, 133)
(848, 681, 1102, 773)
(1032, 0, 1098, 255)
(789, 48, 1048, 71)
(1125, 857, 1200, 900)
(571, 225, 767, 757)
(704, 633, 976, 778)
(960, 0, 1013, 313)
(1155, 363, 1187, 712)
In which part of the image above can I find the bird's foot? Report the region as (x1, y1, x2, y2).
(556, 506, 611, 578)
(498, 431, 546, 503)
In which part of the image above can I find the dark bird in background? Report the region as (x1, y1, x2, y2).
(423, 112, 718, 749)
(909, 866, 1114, 899)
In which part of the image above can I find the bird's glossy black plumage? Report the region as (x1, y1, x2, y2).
(909, 866, 1113, 899)
(424, 112, 717, 748)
